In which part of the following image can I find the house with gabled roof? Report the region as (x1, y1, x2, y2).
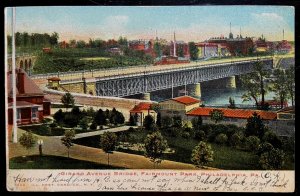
(158, 95, 201, 118)
(7, 69, 51, 125)
(129, 102, 156, 126)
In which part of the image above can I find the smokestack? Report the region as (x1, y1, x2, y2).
(173, 31, 176, 57)
(283, 29, 285, 40)
(17, 71, 25, 94)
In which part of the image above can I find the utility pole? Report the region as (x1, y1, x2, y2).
(12, 7, 18, 143)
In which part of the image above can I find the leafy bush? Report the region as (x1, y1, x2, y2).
(90, 122, 97, 130)
(183, 126, 195, 138)
(245, 112, 266, 139)
(215, 133, 228, 145)
(53, 109, 64, 124)
(195, 130, 206, 141)
(229, 132, 243, 147)
(63, 113, 80, 128)
(172, 115, 182, 128)
(256, 142, 274, 156)
(51, 127, 66, 136)
(50, 121, 58, 128)
(191, 141, 214, 168)
(191, 116, 203, 131)
(166, 127, 182, 138)
(245, 136, 261, 152)
(79, 117, 89, 130)
(19, 132, 37, 153)
(144, 115, 155, 131)
(262, 131, 282, 149)
(182, 132, 190, 139)
(161, 116, 173, 128)
(259, 148, 285, 170)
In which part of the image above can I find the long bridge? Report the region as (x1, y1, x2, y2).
(93, 58, 273, 99)
(8, 54, 294, 100)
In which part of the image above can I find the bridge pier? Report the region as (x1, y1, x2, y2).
(188, 83, 201, 98)
(142, 92, 151, 101)
(225, 76, 236, 89)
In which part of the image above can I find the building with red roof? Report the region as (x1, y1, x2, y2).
(159, 96, 201, 118)
(7, 69, 51, 125)
(186, 106, 277, 128)
(129, 102, 156, 126)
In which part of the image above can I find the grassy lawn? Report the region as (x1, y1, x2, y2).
(74, 130, 294, 170)
(10, 155, 124, 169)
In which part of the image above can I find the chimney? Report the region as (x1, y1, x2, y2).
(17, 70, 25, 94)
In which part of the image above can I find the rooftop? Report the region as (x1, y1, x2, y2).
(7, 69, 44, 97)
(8, 101, 41, 109)
(172, 96, 200, 105)
(187, 107, 277, 120)
(130, 102, 152, 113)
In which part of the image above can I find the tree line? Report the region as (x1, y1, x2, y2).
(241, 61, 295, 109)
(7, 32, 59, 49)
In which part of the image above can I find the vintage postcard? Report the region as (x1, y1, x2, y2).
(5, 6, 295, 192)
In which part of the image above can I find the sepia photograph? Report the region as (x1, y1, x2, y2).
(4, 3, 296, 192)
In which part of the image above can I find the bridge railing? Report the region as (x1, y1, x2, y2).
(30, 57, 273, 80)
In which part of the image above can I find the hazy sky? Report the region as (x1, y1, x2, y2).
(5, 6, 294, 42)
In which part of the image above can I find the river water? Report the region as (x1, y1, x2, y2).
(150, 86, 289, 107)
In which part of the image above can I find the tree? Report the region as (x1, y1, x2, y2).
(76, 40, 86, 48)
(118, 36, 128, 47)
(71, 106, 81, 118)
(191, 141, 214, 168)
(262, 131, 282, 149)
(61, 92, 75, 111)
(100, 132, 118, 166)
(172, 115, 182, 128)
(215, 133, 228, 145)
(19, 132, 37, 156)
(245, 112, 266, 139)
(90, 121, 97, 130)
(259, 148, 285, 170)
(161, 116, 173, 128)
(178, 44, 184, 57)
(144, 115, 155, 131)
(63, 113, 80, 128)
(228, 97, 236, 109)
(69, 39, 76, 47)
(271, 69, 288, 109)
(95, 109, 106, 125)
(53, 109, 64, 124)
(61, 130, 75, 158)
(156, 112, 162, 127)
(129, 115, 136, 126)
(210, 109, 224, 124)
(245, 136, 261, 151)
(50, 32, 59, 46)
(154, 42, 162, 58)
(114, 111, 125, 125)
(241, 60, 270, 109)
(79, 117, 89, 130)
(191, 116, 203, 131)
(285, 66, 295, 106)
(87, 107, 96, 117)
(240, 73, 261, 107)
(188, 42, 199, 60)
(144, 131, 168, 168)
